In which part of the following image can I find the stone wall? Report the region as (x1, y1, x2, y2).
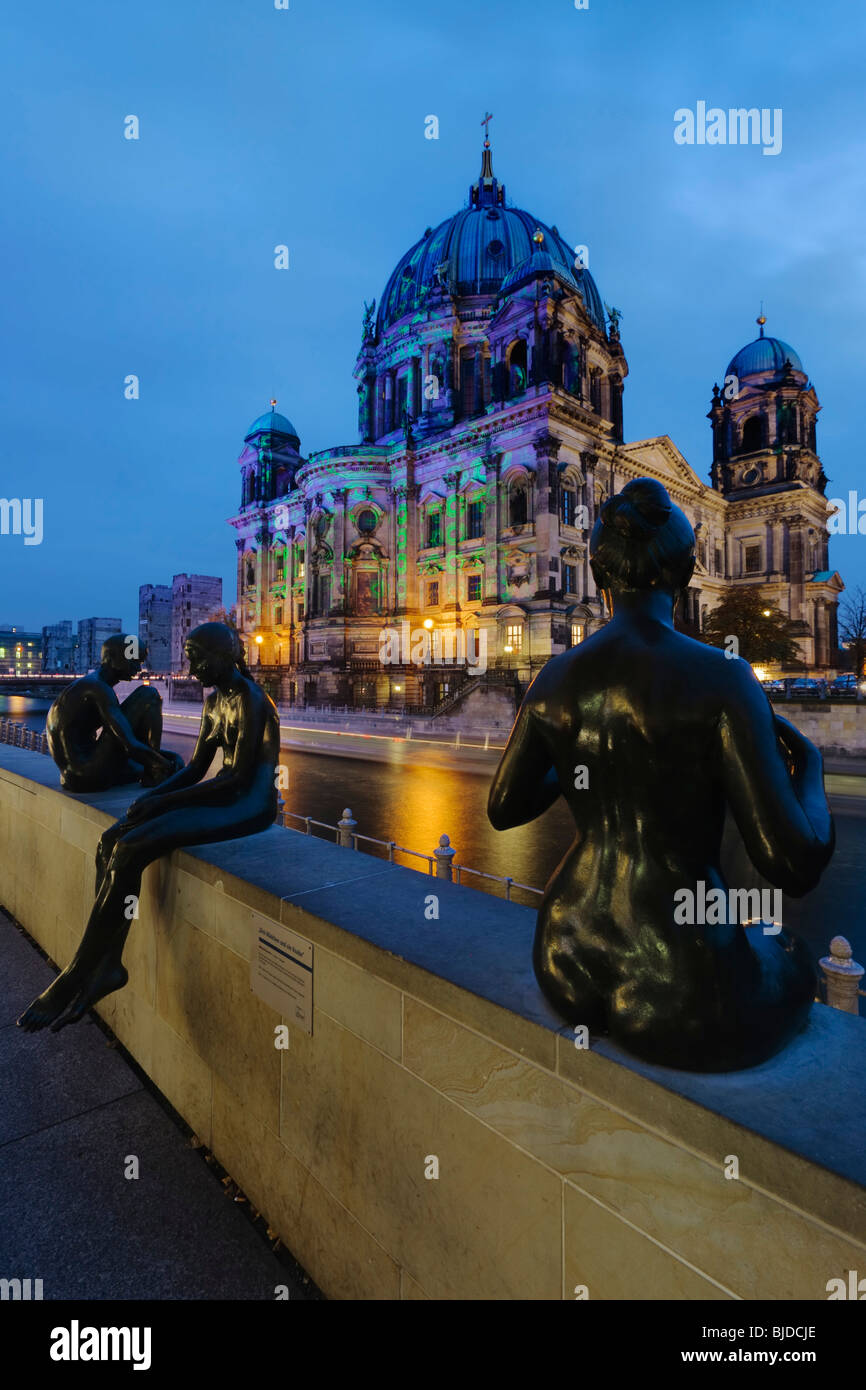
(779, 700, 866, 757)
(2, 744, 865, 1301)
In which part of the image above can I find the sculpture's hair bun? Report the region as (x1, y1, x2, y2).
(600, 478, 672, 540)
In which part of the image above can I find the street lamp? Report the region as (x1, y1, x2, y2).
(423, 618, 434, 630)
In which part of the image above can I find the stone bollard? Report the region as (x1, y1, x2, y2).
(337, 808, 357, 848)
(40, 731, 49, 754)
(819, 936, 865, 1014)
(434, 833, 456, 881)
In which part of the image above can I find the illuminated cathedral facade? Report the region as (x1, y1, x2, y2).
(228, 135, 842, 710)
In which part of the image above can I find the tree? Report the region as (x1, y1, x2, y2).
(206, 606, 239, 631)
(701, 589, 802, 666)
(838, 586, 866, 677)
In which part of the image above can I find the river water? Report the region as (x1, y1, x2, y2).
(0, 695, 573, 901)
(3, 694, 862, 965)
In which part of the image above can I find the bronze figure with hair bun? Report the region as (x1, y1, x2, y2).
(18, 623, 280, 1033)
(489, 478, 834, 1071)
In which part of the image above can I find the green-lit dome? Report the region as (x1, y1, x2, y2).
(244, 409, 299, 446)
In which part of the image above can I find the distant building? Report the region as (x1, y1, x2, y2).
(170, 574, 222, 672)
(0, 627, 42, 676)
(229, 136, 843, 708)
(42, 620, 76, 673)
(76, 617, 122, 673)
(138, 584, 172, 672)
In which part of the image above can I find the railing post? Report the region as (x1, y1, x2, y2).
(337, 807, 357, 848)
(820, 936, 864, 1014)
(434, 833, 456, 881)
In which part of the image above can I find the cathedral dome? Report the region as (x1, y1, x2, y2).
(376, 143, 606, 333)
(725, 323, 804, 381)
(244, 407, 300, 447)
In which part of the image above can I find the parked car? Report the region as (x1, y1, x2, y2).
(830, 673, 862, 697)
(787, 677, 824, 697)
(760, 678, 786, 694)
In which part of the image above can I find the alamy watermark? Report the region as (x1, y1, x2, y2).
(0, 498, 42, 545)
(379, 620, 488, 674)
(674, 881, 782, 933)
(674, 103, 782, 156)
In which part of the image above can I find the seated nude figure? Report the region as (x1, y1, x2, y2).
(18, 623, 280, 1033)
(488, 478, 834, 1072)
(46, 634, 182, 790)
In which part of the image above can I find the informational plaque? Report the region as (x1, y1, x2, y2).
(250, 912, 314, 1036)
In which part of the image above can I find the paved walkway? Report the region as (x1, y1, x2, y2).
(0, 911, 319, 1300)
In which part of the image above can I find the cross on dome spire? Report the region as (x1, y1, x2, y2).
(756, 304, 766, 338)
(471, 113, 504, 208)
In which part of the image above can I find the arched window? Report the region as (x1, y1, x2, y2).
(508, 340, 527, 396)
(742, 415, 763, 452)
(509, 484, 528, 527)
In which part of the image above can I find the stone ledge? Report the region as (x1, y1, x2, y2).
(2, 743, 865, 1298)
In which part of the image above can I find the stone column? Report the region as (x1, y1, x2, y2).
(332, 488, 347, 613)
(384, 372, 394, 435)
(483, 451, 501, 605)
(533, 430, 561, 599)
(302, 504, 313, 658)
(442, 469, 460, 610)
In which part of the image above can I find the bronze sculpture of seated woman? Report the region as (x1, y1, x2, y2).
(18, 623, 280, 1034)
(489, 478, 834, 1072)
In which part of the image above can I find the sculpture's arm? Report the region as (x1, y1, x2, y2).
(129, 687, 269, 818)
(95, 687, 171, 774)
(124, 705, 219, 821)
(488, 698, 560, 830)
(718, 662, 834, 896)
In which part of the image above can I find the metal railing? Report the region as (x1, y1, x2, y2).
(276, 802, 542, 904)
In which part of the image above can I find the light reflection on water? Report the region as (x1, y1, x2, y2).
(0, 695, 574, 899)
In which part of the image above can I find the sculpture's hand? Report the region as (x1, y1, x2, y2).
(141, 749, 181, 787)
(124, 795, 158, 824)
(772, 713, 815, 779)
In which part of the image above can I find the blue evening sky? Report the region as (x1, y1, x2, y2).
(2, 0, 864, 632)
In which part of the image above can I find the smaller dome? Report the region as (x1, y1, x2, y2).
(500, 246, 578, 297)
(245, 409, 299, 445)
(726, 335, 804, 381)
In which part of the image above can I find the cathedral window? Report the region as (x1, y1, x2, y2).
(426, 580, 439, 606)
(275, 554, 285, 579)
(509, 486, 528, 527)
(504, 623, 523, 653)
(563, 563, 577, 594)
(467, 574, 481, 602)
(357, 508, 377, 535)
(744, 545, 762, 574)
(466, 500, 484, 540)
(316, 575, 331, 614)
(275, 605, 283, 625)
(426, 510, 442, 547)
(508, 340, 527, 395)
(570, 622, 584, 648)
(246, 562, 255, 588)
(742, 416, 763, 452)
(714, 546, 723, 576)
(560, 489, 576, 527)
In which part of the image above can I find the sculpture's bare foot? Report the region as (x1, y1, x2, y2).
(16, 963, 89, 1032)
(50, 958, 129, 1033)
